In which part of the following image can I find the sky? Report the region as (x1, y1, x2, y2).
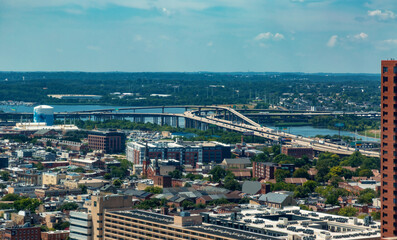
(0, 0, 397, 73)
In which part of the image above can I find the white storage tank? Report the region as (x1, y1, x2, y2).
(33, 105, 54, 126)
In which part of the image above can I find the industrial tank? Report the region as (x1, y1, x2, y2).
(33, 105, 54, 126)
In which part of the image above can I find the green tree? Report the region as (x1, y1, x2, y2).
(302, 180, 318, 193)
(35, 162, 44, 170)
(209, 166, 226, 182)
(251, 153, 270, 162)
(325, 192, 339, 206)
(338, 206, 358, 217)
(168, 169, 182, 179)
(370, 211, 380, 220)
(113, 179, 122, 188)
(328, 166, 343, 178)
(58, 202, 79, 211)
(358, 169, 373, 178)
(292, 168, 309, 179)
(14, 198, 41, 212)
(0, 171, 10, 181)
(181, 200, 195, 209)
(72, 167, 86, 173)
(144, 186, 163, 194)
(294, 186, 309, 198)
(78, 184, 88, 194)
(53, 221, 70, 230)
(104, 173, 112, 180)
(2, 194, 21, 201)
(358, 189, 377, 205)
(275, 169, 290, 183)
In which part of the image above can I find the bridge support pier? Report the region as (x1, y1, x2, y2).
(175, 117, 179, 128)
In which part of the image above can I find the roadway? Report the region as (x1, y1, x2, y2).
(0, 105, 380, 157)
(183, 108, 380, 158)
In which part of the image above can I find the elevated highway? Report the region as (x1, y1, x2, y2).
(0, 105, 380, 157)
(183, 108, 380, 158)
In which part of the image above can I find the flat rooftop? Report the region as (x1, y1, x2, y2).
(206, 206, 380, 240)
(111, 210, 281, 240)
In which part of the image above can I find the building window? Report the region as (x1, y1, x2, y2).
(394, 66, 397, 73)
(384, 76, 389, 82)
(384, 66, 389, 73)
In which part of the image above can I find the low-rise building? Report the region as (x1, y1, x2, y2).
(42, 172, 67, 186)
(64, 179, 109, 189)
(17, 172, 42, 186)
(252, 162, 277, 180)
(3, 225, 41, 240)
(41, 230, 69, 240)
(281, 145, 314, 159)
(257, 192, 297, 208)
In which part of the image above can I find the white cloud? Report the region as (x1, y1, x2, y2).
(376, 39, 397, 50)
(2, 0, 246, 12)
(327, 35, 338, 47)
(274, 33, 285, 40)
(383, 39, 397, 45)
(207, 41, 213, 47)
(353, 32, 368, 40)
(254, 32, 285, 41)
(161, 7, 172, 16)
(368, 9, 396, 20)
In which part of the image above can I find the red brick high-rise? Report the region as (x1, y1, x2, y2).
(381, 60, 397, 238)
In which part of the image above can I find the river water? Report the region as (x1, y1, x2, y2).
(1, 104, 379, 142)
(267, 125, 379, 142)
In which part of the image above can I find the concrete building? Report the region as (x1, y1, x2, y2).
(7, 185, 40, 196)
(88, 131, 125, 154)
(88, 195, 134, 240)
(381, 59, 397, 238)
(16, 172, 42, 186)
(41, 230, 69, 240)
(127, 140, 231, 166)
(0, 155, 9, 169)
(63, 179, 109, 189)
(69, 211, 93, 240)
(221, 158, 251, 169)
(32, 150, 56, 161)
(103, 210, 277, 240)
(281, 145, 314, 159)
(252, 162, 277, 180)
(42, 172, 67, 186)
(3, 226, 41, 240)
(104, 207, 381, 240)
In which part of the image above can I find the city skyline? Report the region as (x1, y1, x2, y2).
(1, 0, 397, 73)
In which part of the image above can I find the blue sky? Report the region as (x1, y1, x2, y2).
(0, 0, 396, 73)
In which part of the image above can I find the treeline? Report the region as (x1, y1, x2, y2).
(309, 116, 380, 132)
(0, 72, 380, 111)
